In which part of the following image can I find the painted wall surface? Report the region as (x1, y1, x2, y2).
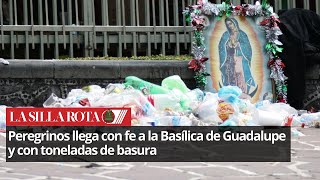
(204, 15, 273, 103)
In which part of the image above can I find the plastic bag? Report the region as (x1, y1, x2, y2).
(161, 75, 190, 93)
(216, 101, 239, 122)
(219, 119, 237, 126)
(257, 102, 298, 116)
(135, 117, 156, 126)
(124, 76, 169, 94)
(252, 109, 286, 126)
(0, 106, 6, 132)
(90, 93, 131, 107)
(154, 116, 192, 126)
(238, 99, 255, 115)
(254, 103, 298, 126)
(196, 92, 222, 125)
(218, 86, 242, 104)
(123, 90, 156, 116)
(147, 93, 182, 112)
(300, 112, 320, 127)
(105, 83, 126, 94)
(182, 88, 205, 112)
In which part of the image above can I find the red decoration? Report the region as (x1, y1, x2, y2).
(276, 61, 285, 68)
(199, 57, 209, 63)
(197, 0, 205, 5)
(188, 58, 208, 71)
(308, 106, 317, 113)
(268, 59, 275, 67)
(278, 98, 286, 103)
(260, 16, 280, 27)
(260, 18, 270, 26)
(235, 5, 241, 10)
(192, 17, 206, 31)
(188, 59, 201, 71)
(241, 5, 248, 15)
(271, 16, 280, 23)
(147, 95, 155, 106)
(79, 98, 91, 106)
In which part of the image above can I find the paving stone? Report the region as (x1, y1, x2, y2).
(0, 129, 319, 179)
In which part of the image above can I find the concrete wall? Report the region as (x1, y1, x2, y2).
(0, 60, 319, 110)
(0, 60, 195, 107)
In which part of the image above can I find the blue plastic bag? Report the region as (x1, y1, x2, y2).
(218, 86, 242, 104)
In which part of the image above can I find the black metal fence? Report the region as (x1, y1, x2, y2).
(0, 0, 318, 59)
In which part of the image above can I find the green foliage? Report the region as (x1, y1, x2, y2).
(60, 55, 192, 61)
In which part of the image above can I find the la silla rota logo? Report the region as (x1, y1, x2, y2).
(6, 108, 131, 126)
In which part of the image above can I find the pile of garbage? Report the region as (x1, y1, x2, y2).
(0, 106, 5, 133)
(42, 75, 320, 127)
(0, 75, 320, 132)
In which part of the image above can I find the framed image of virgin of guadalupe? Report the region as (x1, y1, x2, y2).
(184, 0, 288, 104)
(205, 15, 273, 103)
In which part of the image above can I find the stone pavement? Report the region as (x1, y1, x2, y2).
(0, 128, 319, 180)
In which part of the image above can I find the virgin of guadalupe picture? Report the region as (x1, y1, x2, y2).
(204, 16, 273, 103)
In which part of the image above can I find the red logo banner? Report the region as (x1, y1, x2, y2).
(6, 108, 131, 126)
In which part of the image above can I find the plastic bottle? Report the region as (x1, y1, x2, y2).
(161, 75, 190, 93)
(124, 90, 156, 116)
(60, 98, 74, 107)
(90, 93, 127, 107)
(105, 83, 126, 94)
(155, 116, 192, 126)
(43, 93, 64, 107)
(147, 93, 182, 111)
(124, 76, 170, 94)
(181, 88, 205, 111)
(82, 85, 104, 93)
(86, 85, 106, 102)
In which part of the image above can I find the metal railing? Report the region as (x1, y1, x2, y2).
(0, 0, 318, 59)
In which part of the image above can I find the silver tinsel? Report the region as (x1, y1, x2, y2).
(269, 66, 277, 79)
(277, 68, 287, 82)
(202, 3, 219, 16)
(265, 27, 283, 45)
(261, 15, 287, 95)
(198, 1, 273, 18)
(266, 32, 282, 45)
(190, 12, 197, 20)
(192, 45, 206, 60)
(246, 4, 259, 16)
(269, 62, 287, 82)
(273, 27, 283, 35)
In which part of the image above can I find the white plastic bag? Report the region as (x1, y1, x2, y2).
(0, 106, 6, 132)
(196, 92, 222, 125)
